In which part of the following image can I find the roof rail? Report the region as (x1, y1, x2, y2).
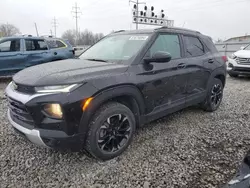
(41, 35, 54, 38)
(113, 30, 125, 33)
(22, 34, 33, 37)
(156, 26, 201, 34)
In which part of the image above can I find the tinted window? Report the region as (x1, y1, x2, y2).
(25, 39, 48, 51)
(37, 40, 48, 50)
(0, 40, 20, 52)
(184, 36, 205, 57)
(25, 40, 35, 51)
(150, 34, 181, 59)
(46, 40, 66, 49)
(56, 40, 66, 48)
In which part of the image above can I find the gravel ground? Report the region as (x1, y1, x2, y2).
(1, 76, 250, 188)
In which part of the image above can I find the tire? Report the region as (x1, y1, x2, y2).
(228, 73, 238, 77)
(201, 78, 223, 112)
(85, 102, 136, 160)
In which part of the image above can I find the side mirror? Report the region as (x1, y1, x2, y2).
(240, 46, 245, 50)
(144, 51, 172, 63)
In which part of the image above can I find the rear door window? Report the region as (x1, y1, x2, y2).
(0, 39, 20, 52)
(25, 39, 48, 51)
(183, 36, 205, 57)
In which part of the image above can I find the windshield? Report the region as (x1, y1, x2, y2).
(79, 34, 150, 62)
(244, 44, 250, 50)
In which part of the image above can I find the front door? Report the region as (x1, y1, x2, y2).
(135, 33, 189, 119)
(0, 39, 26, 75)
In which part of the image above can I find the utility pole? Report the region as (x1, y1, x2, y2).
(52, 17, 58, 37)
(129, 0, 146, 30)
(50, 29, 53, 36)
(72, 2, 81, 45)
(34, 23, 39, 36)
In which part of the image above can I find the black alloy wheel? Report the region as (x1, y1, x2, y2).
(210, 83, 222, 108)
(97, 114, 131, 153)
(201, 78, 223, 112)
(85, 102, 136, 160)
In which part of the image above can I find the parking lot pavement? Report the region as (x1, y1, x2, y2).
(0, 76, 250, 188)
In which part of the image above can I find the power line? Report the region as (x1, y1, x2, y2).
(52, 17, 58, 37)
(72, 2, 82, 45)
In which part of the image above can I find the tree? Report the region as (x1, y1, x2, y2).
(216, 38, 223, 43)
(61, 29, 76, 46)
(0, 23, 20, 37)
(61, 29, 104, 46)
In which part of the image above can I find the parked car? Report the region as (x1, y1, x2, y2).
(5, 27, 227, 160)
(227, 44, 250, 77)
(73, 45, 90, 57)
(0, 35, 75, 76)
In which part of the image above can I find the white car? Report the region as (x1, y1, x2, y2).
(227, 44, 250, 77)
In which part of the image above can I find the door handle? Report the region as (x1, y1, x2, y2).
(177, 63, 186, 69)
(208, 59, 214, 63)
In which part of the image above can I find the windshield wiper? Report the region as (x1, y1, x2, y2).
(85, 58, 108, 62)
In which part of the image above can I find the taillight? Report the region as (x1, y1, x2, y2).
(70, 49, 75, 55)
(222, 56, 228, 63)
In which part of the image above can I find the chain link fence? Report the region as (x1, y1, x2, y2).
(215, 42, 249, 56)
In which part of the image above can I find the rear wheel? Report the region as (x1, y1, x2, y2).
(201, 78, 223, 112)
(85, 102, 136, 160)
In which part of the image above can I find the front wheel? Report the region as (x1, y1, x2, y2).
(85, 102, 136, 160)
(201, 78, 224, 112)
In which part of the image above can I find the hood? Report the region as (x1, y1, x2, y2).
(234, 50, 250, 58)
(13, 59, 129, 86)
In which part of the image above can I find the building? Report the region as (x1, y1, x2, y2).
(225, 35, 250, 42)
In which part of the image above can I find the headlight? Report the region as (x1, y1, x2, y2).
(230, 53, 236, 59)
(35, 84, 80, 93)
(44, 103, 63, 119)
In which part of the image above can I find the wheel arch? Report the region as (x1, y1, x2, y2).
(207, 67, 226, 88)
(79, 84, 146, 136)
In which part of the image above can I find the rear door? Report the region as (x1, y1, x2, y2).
(46, 39, 74, 60)
(182, 35, 211, 106)
(23, 39, 51, 67)
(0, 39, 26, 75)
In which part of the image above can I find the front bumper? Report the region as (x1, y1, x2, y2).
(5, 82, 95, 150)
(8, 109, 83, 149)
(227, 58, 250, 75)
(7, 109, 48, 147)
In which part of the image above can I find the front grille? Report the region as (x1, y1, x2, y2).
(7, 97, 34, 127)
(15, 83, 35, 94)
(234, 67, 250, 72)
(236, 57, 250, 64)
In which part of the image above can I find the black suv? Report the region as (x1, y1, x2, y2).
(5, 27, 227, 160)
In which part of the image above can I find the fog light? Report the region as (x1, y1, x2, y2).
(44, 104, 63, 119)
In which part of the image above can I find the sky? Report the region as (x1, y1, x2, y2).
(0, 0, 250, 41)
